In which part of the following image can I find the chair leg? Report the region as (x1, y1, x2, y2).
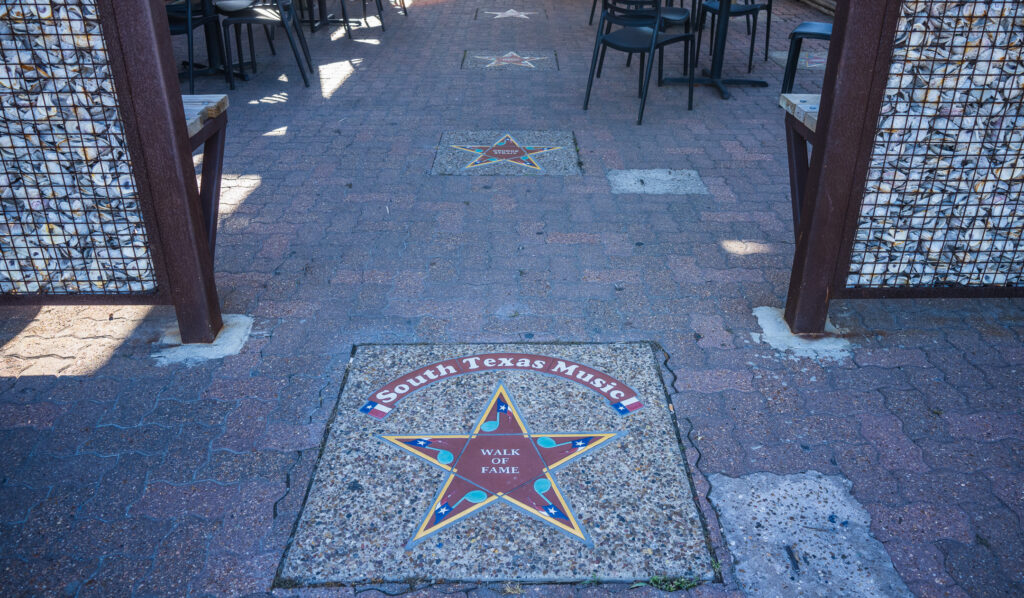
(781, 36, 802, 94)
(400, 0, 408, 16)
(305, 0, 316, 33)
(247, 24, 257, 72)
(213, 19, 228, 84)
(280, 18, 311, 86)
(338, 0, 352, 38)
(589, 0, 598, 25)
(375, 0, 385, 32)
(695, 8, 705, 66)
(657, 47, 664, 86)
(222, 23, 235, 89)
(748, 10, 757, 73)
(683, 32, 690, 72)
(234, 23, 245, 79)
(764, 0, 772, 61)
(688, 38, 695, 110)
(186, 26, 195, 93)
(293, 9, 314, 72)
(583, 33, 605, 110)
(638, 52, 645, 97)
(597, 44, 608, 78)
(637, 40, 658, 125)
(709, 13, 716, 53)
(626, 53, 632, 67)
(264, 25, 277, 55)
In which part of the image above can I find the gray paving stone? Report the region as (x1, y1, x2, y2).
(606, 170, 709, 195)
(708, 471, 912, 598)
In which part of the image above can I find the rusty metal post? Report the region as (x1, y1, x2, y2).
(98, 0, 223, 342)
(783, 0, 902, 333)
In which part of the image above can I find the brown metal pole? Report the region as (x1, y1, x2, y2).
(98, 0, 223, 343)
(783, 0, 901, 333)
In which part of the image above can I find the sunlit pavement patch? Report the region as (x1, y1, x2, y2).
(431, 131, 581, 176)
(277, 343, 713, 585)
(463, 50, 558, 70)
(606, 169, 709, 195)
(709, 471, 913, 598)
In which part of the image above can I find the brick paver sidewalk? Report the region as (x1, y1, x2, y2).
(2, 0, 1022, 596)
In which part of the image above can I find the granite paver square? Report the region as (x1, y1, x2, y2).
(463, 50, 558, 70)
(431, 130, 581, 176)
(606, 169, 709, 194)
(278, 343, 714, 585)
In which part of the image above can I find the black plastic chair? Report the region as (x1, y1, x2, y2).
(167, 0, 226, 93)
(625, 1, 691, 69)
(584, 0, 695, 125)
(781, 21, 832, 94)
(590, 0, 686, 27)
(216, 2, 280, 79)
(696, 0, 771, 73)
(221, 0, 313, 89)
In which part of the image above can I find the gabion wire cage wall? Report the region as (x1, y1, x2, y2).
(0, 0, 222, 343)
(846, 0, 1024, 289)
(1, 0, 157, 295)
(785, 0, 1024, 333)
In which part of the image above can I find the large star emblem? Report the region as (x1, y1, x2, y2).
(379, 384, 622, 549)
(484, 9, 535, 19)
(452, 134, 561, 170)
(474, 51, 548, 68)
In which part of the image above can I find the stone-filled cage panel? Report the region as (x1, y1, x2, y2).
(846, 0, 1024, 289)
(0, 0, 156, 295)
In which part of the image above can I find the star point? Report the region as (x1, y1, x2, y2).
(484, 9, 535, 19)
(452, 134, 561, 171)
(379, 384, 622, 549)
(474, 51, 548, 69)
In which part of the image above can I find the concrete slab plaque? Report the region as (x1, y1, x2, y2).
(606, 169, 709, 195)
(463, 50, 558, 70)
(431, 131, 581, 176)
(278, 343, 714, 586)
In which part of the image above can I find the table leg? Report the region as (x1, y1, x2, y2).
(785, 113, 810, 240)
(691, 0, 769, 98)
(198, 114, 227, 258)
(202, 19, 224, 72)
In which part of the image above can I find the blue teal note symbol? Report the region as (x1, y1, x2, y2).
(481, 399, 508, 432)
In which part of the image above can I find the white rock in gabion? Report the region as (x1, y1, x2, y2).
(847, 0, 1024, 289)
(0, 0, 156, 295)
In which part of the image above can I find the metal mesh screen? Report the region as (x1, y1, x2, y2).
(0, 0, 156, 295)
(847, 1, 1024, 289)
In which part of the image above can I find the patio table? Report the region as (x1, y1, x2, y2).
(303, 0, 350, 35)
(659, 0, 768, 98)
(690, 0, 770, 98)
